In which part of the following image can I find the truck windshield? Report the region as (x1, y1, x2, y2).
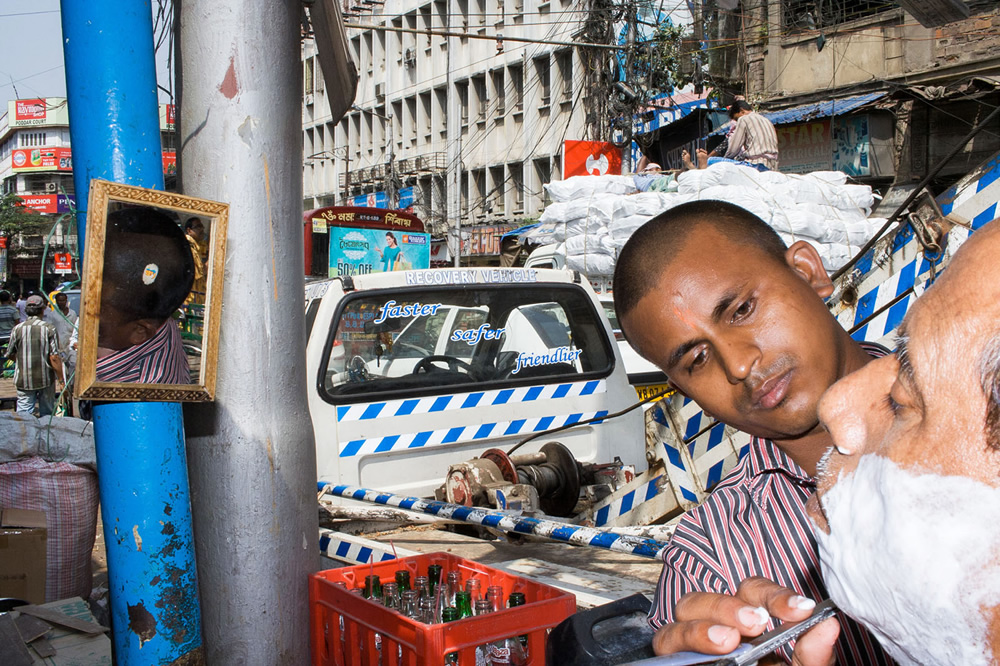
(319, 284, 614, 402)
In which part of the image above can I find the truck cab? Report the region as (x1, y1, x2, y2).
(305, 266, 645, 499)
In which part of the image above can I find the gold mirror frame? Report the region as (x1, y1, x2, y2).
(76, 180, 228, 401)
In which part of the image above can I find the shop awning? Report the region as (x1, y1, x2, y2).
(709, 91, 887, 135)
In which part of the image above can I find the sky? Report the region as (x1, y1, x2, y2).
(0, 0, 173, 114)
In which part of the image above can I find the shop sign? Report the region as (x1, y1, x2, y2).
(776, 119, 833, 174)
(163, 151, 176, 175)
(15, 99, 46, 122)
(160, 104, 176, 131)
(11, 147, 72, 173)
(462, 225, 514, 256)
(19, 193, 75, 215)
(9, 98, 69, 127)
(563, 140, 622, 178)
(53, 252, 73, 274)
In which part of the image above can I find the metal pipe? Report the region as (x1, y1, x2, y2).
(321, 484, 668, 559)
(179, 1, 317, 662)
(60, 2, 204, 661)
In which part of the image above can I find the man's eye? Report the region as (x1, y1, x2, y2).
(884, 394, 902, 414)
(733, 299, 755, 322)
(688, 350, 708, 373)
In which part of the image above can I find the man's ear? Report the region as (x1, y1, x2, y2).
(127, 319, 162, 346)
(785, 240, 834, 298)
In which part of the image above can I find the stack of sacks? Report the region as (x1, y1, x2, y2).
(675, 164, 881, 271)
(533, 164, 882, 275)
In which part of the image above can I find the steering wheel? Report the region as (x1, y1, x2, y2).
(413, 355, 473, 374)
(347, 355, 370, 382)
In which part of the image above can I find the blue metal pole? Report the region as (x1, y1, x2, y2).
(61, 2, 203, 663)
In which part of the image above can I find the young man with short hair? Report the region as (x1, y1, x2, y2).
(6, 294, 63, 416)
(95, 207, 194, 384)
(721, 100, 779, 171)
(614, 200, 892, 664)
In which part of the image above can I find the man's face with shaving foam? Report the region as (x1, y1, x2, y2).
(809, 220, 1000, 664)
(622, 225, 852, 442)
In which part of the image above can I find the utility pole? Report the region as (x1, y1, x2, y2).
(622, 1, 637, 174)
(446, 0, 461, 266)
(178, 0, 317, 663)
(386, 112, 397, 208)
(60, 1, 203, 663)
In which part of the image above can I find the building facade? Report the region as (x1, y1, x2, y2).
(303, 0, 599, 262)
(0, 99, 178, 290)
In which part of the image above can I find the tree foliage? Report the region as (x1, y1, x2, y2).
(0, 192, 47, 237)
(632, 22, 692, 97)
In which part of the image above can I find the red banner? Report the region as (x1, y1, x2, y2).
(563, 140, 622, 178)
(15, 99, 46, 122)
(163, 151, 176, 175)
(18, 194, 74, 215)
(11, 147, 72, 173)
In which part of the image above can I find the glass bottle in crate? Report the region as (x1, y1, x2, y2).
(487, 591, 528, 666)
(401, 590, 420, 619)
(363, 575, 383, 600)
(442, 607, 460, 665)
(486, 586, 504, 613)
(395, 569, 411, 592)
(508, 592, 529, 656)
(381, 581, 400, 611)
(455, 590, 474, 619)
(466, 577, 482, 604)
(427, 564, 443, 593)
(445, 571, 462, 607)
(474, 600, 493, 666)
(415, 575, 430, 598)
(418, 597, 436, 624)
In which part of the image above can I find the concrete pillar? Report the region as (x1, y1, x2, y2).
(177, 0, 318, 662)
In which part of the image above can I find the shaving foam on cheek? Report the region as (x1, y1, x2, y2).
(815, 454, 1000, 665)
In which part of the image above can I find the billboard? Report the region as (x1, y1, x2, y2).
(563, 140, 622, 177)
(349, 187, 416, 209)
(328, 227, 430, 277)
(18, 193, 75, 214)
(11, 146, 72, 173)
(463, 225, 515, 256)
(8, 98, 70, 127)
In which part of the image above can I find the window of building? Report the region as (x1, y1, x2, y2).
(476, 0, 487, 26)
(420, 91, 432, 137)
(460, 171, 470, 217)
(458, 0, 470, 28)
(509, 64, 524, 112)
(473, 74, 487, 122)
(534, 56, 550, 107)
(406, 96, 418, 147)
(420, 5, 433, 48)
(392, 100, 404, 150)
(492, 69, 506, 116)
(364, 111, 374, 156)
(473, 168, 487, 216)
(556, 50, 573, 102)
(489, 165, 505, 214)
(533, 157, 551, 207)
(20, 132, 48, 147)
(435, 86, 448, 136)
(782, 0, 896, 33)
(457, 80, 470, 127)
(304, 58, 315, 98)
(509, 162, 523, 212)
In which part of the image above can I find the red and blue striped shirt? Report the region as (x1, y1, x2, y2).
(649, 342, 893, 664)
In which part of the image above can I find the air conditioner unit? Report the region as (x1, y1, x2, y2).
(403, 48, 416, 68)
(45, 182, 57, 193)
(375, 83, 385, 102)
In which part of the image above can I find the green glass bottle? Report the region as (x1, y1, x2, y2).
(442, 607, 460, 665)
(395, 569, 411, 592)
(363, 575, 382, 600)
(508, 592, 529, 653)
(455, 590, 474, 619)
(427, 564, 443, 594)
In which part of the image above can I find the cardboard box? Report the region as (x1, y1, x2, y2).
(0, 508, 47, 604)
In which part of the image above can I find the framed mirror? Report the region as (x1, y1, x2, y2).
(75, 180, 229, 401)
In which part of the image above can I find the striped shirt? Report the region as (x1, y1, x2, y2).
(725, 112, 779, 170)
(5, 316, 59, 390)
(96, 319, 190, 384)
(649, 342, 892, 665)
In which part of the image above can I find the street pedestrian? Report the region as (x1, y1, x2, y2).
(15, 290, 28, 322)
(0, 290, 18, 345)
(45, 291, 79, 386)
(5, 294, 63, 417)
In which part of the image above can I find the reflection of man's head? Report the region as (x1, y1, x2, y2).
(99, 207, 194, 350)
(810, 220, 1000, 664)
(185, 216, 205, 242)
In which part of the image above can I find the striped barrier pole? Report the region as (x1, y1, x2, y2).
(320, 483, 668, 560)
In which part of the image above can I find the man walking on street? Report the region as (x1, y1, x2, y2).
(6, 295, 63, 417)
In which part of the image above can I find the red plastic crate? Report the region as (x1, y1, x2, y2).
(310, 551, 577, 665)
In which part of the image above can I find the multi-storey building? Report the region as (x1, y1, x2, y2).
(303, 0, 597, 263)
(0, 99, 178, 290)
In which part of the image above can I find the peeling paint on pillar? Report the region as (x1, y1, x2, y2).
(219, 53, 239, 99)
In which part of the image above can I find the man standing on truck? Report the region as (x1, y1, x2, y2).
(613, 200, 893, 664)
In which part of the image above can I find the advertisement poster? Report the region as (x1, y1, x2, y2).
(563, 140, 622, 177)
(53, 252, 73, 274)
(776, 119, 833, 174)
(19, 193, 75, 214)
(15, 99, 46, 123)
(9, 98, 69, 127)
(832, 115, 871, 177)
(11, 147, 72, 173)
(328, 227, 430, 277)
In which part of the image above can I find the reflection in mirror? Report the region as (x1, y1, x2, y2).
(77, 180, 228, 402)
